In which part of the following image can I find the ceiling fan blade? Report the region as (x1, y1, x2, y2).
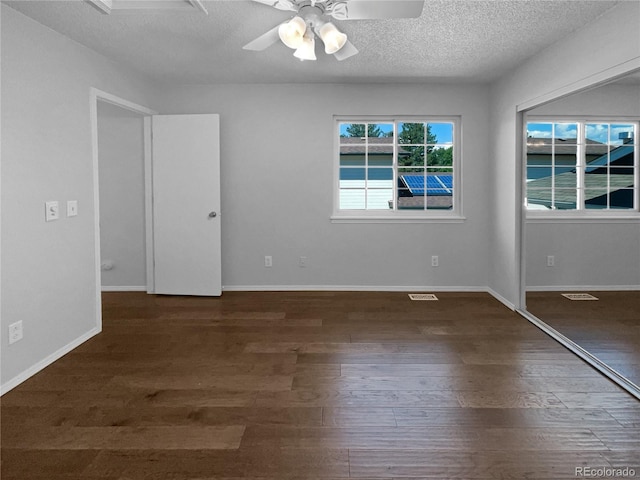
(333, 40, 358, 61)
(342, 0, 424, 19)
(250, 0, 298, 12)
(243, 24, 282, 51)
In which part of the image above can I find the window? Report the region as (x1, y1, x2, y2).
(334, 117, 461, 220)
(526, 119, 639, 212)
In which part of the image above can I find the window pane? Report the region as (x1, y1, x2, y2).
(398, 145, 424, 168)
(610, 124, 635, 145)
(585, 143, 609, 167)
(340, 145, 365, 166)
(527, 188, 552, 209)
(340, 123, 366, 140)
(609, 144, 635, 169)
(527, 123, 552, 140)
(553, 188, 577, 209)
(526, 144, 551, 167)
(527, 166, 552, 182)
(610, 189, 635, 209)
(398, 122, 425, 144)
(554, 123, 577, 144)
(553, 170, 576, 195)
(367, 123, 394, 141)
(585, 189, 608, 209)
(339, 188, 365, 210)
(369, 144, 393, 166)
(584, 172, 609, 189)
(367, 188, 393, 210)
(554, 144, 577, 168)
(610, 166, 635, 187)
(427, 146, 453, 167)
(428, 123, 453, 145)
(368, 168, 393, 181)
(340, 167, 365, 181)
(586, 123, 609, 144)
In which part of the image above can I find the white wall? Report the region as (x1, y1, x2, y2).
(97, 102, 146, 289)
(526, 83, 640, 289)
(1, 5, 158, 392)
(155, 83, 491, 290)
(488, 2, 640, 307)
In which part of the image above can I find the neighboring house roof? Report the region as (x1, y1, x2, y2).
(528, 172, 634, 207)
(585, 145, 635, 172)
(526, 137, 608, 156)
(340, 137, 410, 155)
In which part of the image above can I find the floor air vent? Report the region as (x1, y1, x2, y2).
(409, 293, 438, 301)
(561, 293, 599, 301)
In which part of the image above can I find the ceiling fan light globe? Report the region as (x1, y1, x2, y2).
(319, 22, 347, 54)
(278, 16, 306, 49)
(293, 35, 317, 61)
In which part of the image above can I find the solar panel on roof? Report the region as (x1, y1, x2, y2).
(400, 175, 452, 196)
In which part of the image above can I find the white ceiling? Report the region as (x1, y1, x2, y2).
(4, 0, 624, 85)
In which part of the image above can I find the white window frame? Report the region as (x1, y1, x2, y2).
(331, 115, 464, 223)
(526, 116, 640, 221)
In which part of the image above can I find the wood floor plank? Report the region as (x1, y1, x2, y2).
(392, 407, 621, 428)
(81, 448, 350, 477)
(108, 373, 293, 391)
(2, 425, 246, 450)
(340, 363, 605, 378)
(239, 425, 607, 451)
(297, 353, 465, 364)
(255, 389, 461, 408)
(71, 406, 323, 427)
(292, 374, 622, 392)
(553, 391, 640, 409)
(455, 391, 565, 408)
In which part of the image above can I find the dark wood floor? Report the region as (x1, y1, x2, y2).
(2, 291, 638, 479)
(527, 291, 640, 386)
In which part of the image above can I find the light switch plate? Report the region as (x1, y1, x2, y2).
(67, 200, 78, 217)
(45, 201, 59, 222)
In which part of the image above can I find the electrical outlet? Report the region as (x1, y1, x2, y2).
(67, 200, 78, 217)
(298, 256, 307, 267)
(9, 321, 23, 344)
(431, 255, 439, 267)
(264, 256, 272, 268)
(547, 255, 555, 267)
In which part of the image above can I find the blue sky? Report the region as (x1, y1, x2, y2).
(339, 122, 454, 144)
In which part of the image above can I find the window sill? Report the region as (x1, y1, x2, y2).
(526, 212, 640, 224)
(331, 215, 466, 224)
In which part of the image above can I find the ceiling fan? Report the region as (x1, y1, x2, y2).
(243, 0, 424, 61)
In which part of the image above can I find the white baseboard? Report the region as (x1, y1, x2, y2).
(101, 285, 146, 292)
(527, 285, 640, 292)
(222, 285, 488, 293)
(487, 288, 516, 311)
(1, 326, 101, 395)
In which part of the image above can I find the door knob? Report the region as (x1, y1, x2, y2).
(208, 211, 217, 218)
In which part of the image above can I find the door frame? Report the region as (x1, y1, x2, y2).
(89, 88, 158, 328)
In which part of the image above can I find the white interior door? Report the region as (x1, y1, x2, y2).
(152, 114, 221, 296)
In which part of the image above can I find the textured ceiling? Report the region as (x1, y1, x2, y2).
(4, 0, 623, 84)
